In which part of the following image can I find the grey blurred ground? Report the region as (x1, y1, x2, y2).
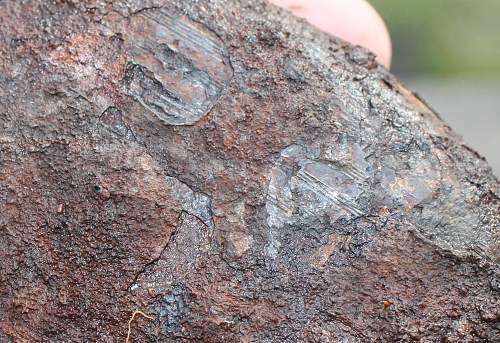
(405, 78, 499, 177)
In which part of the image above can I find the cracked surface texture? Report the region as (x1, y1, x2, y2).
(0, 0, 499, 342)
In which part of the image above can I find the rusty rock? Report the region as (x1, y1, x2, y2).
(0, 0, 498, 342)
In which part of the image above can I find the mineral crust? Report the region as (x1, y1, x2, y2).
(0, 0, 498, 342)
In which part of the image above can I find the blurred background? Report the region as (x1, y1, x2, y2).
(371, 0, 500, 176)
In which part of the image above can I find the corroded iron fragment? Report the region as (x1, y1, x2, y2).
(123, 9, 234, 125)
(0, 0, 498, 342)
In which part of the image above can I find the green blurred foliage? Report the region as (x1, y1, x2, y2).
(371, 0, 500, 77)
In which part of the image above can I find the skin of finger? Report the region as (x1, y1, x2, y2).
(269, 0, 392, 68)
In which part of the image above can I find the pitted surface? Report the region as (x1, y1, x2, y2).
(0, 0, 498, 342)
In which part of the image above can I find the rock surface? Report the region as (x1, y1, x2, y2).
(0, 0, 498, 342)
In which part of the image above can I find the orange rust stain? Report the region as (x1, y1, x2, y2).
(193, 111, 212, 128)
(379, 207, 391, 217)
(49, 33, 95, 65)
(288, 4, 305, 12)
(223, 131, 238, 149)
(48, 32, 127, 88)
(109, 53, 127, 82)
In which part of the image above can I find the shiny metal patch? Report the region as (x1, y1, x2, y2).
(123, 9, 233, 125)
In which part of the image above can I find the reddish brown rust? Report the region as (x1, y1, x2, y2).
(0, 0, 498, 342)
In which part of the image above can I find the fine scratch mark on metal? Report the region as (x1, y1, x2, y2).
(296, 168, 364, 217)
(265, 144, 369, 230)
(122, 9, 233, 125)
